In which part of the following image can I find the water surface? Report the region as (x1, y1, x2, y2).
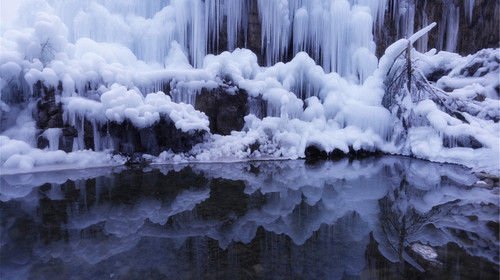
(1, 156, 499, 279)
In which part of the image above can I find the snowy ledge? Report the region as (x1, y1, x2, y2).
(1, 141, 498, 176)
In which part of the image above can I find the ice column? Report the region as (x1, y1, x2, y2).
(173, 0, 207, 68)
(205, 0, 223, 52)
(225, 0, 247, 51)
(328, 0, 351, 75)
(464, 0, 475, 23)
(437, 4, 459, 52)
(258, 0, 291, 66)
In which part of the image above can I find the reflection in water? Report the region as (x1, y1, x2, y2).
(1, 156, 498, 279)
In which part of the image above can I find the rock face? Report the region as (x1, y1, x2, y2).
(208, 0, 264, 64)
(375, 0, 499, 57)
(195, 85, 249, 135)
(33, 81, 205, 156)
(304, 145, 381, 162)
(35, 82, 77, 152)
(455, 0, 499, 55)
(209, 0, 498, 63)
(107, 118, 206, 156)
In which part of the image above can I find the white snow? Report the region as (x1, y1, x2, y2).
(0, 135, 126, 174)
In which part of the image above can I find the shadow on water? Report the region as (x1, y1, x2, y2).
(1, 156, 499, 279)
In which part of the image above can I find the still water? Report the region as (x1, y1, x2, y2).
(1, 156, 499, 279)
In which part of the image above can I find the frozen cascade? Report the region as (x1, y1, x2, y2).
(258, 0, 291, 66)
(464, 0, 475, 23)
(12, 0, 386, 75)
(205, 0, 223, 53)
(0, 0, 498, 173)
(224, 0, 248, 51)
(8, 0, 474, 72)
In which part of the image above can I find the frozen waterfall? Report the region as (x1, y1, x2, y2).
(0, 0, 498, 174)
(6, 0, 473, 70)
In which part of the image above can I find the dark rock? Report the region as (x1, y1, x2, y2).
(473, 94, 486, 102)
(34, 82, 75, 152)
(216, 105, 241, 134)
(442, 86, 454, 93)
(248, 95, 267, 119)
(442, 135, 483, 149)
(305, 145, 381, 162)
(249, 141, 260, 154)
(59, 134, 74, 153)
(30, 79, 205, 156)
(62, 127, 78, 137)
(155, 118, 206, 154)
(107, 117, 205, 156)
(48, 104, 61, 116)
(375, 0, 499, 57)
(36, 108, 49, 129)
(328, 148, 346, 160)
(83, 119, 95, 150)
(47, 113, 63, 128)
(347, 147, 382, 160)
(205, 0, 264, 65)
(463, 61, 484, 76)
(427, 68, 451, 82)
(195, 86, 249, 135)
(125, 153, 150, 166)
(305, 145, 327, 159)
(108, 121, 140, 155)
(469, 136, 483, 149)
(139, 127, 159, 156)
(455, 0, 500, 55)
(35, 83, 65, 130)
(247, 0, 263, 65)
(475, 172, 500, 183)
(37, 135, 49, 149)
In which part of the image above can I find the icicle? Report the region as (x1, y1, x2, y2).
(376, 0, 388, 29)
(416, 9, 429, 52)
(92, 119, 101, 151)
(445, 6, 459, 52)
(464, 0, 475, 23)
(72, 138, 79, 152)
(293, 7, 308, 55)
(172, 0, 208, 67)
(436, 4, 459, 53)
(205, 0, 222, 52)
(352, 0, 388, 30)
(328, 0, 351, 75)
(350, 7, 375, 52)
(77, 116, 85, 150)
(258, 0, 291, 66)
(191, 0, 207, 68)
(225, 0, 245, 51)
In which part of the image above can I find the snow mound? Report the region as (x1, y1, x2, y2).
(0, 135, 126, 174)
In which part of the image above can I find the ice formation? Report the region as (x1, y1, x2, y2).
(0, 0, 498, 174)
